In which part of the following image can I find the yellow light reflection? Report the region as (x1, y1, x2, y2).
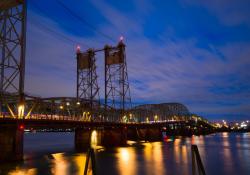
(181, 145, 188, 163)
(143, 142, 166, 174)
(116, 148, 136, 175)
(8, 168, 37, 175)
(91, 130, 98, 147)
(51, 153, 69, 175)
(222, 132, 233, 173)
(120, 148, 129, 162)
(173, 140, 181, 163)
(73, 153, 87, 175)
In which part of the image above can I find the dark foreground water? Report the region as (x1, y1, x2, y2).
(0, 132, 250, 175)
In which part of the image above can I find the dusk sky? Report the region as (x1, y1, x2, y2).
(25, 0, 250, 121)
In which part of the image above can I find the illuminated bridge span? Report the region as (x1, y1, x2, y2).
(0, 95, 193, 123)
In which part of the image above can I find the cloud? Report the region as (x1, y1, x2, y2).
(183, 0, 250, 26)
(24, 1, 250, 120)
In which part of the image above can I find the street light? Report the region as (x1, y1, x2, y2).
(129, 113, 133, 120)
(18, 104, 25, 119)
(154, 115, 158, 122)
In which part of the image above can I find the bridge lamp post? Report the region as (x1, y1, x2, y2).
(82, 111, 86, 120)
(129, 113, 132, 119)
(122, 115, 127, 123)
(18, 104, 25, 119)
(87, 112, 91, 121)
(59, 105, 64, 119)
(66, 102, 70, 106)
(154, 115, 158, 122)
(76, 102, 80, 105)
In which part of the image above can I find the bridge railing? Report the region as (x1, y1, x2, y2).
(84, 148, 97, 175)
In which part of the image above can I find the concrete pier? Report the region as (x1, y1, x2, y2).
(101, 127, 127, 146)
(127, 127, 163, 142)
(75, 128, 92, 151)
(0, 124, 24, 162)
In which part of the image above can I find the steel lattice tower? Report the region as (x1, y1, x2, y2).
(104, 40, 131, 120)
(0, 0, 27, 118)
(76, 48, 100, 111)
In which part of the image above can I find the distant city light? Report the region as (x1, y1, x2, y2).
(66, 102, 70, 106)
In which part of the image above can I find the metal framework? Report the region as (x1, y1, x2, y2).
(0, 0, 26, 118)
(104, 40, 131, 120)
(76, 48, 100, 112)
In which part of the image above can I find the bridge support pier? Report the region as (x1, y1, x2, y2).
(101, 127, 127, 146)
(75, 128, 92, 151)
(144, 128, 162, 141)
(127, 128, 162, 142)
(0, 124, 24, 162)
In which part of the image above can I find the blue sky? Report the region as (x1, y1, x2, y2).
(25, 0, 250, 121)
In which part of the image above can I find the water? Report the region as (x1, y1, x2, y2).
(0, 132, 250, 175)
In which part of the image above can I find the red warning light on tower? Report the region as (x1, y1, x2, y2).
(76, 45, 81, 53)
(119, 36, 124, 41)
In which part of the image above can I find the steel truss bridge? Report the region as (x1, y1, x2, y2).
(0, 0, 191, 123)
(0, 0, 213, 124)
(0, 0, 215, 163)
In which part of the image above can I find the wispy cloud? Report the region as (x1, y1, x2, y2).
(183, 0, 250, 26)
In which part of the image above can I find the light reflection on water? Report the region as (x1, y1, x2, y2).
(8, 168, 37, 175)
(143, 142, 166, 175)
(51, 153, 72, 175)
(116, 147, 136, 175)
(0, 132, 250, 175)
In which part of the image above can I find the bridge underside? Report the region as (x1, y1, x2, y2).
(0, 118, 214, 163)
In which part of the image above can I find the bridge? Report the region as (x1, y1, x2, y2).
(0, 117, 212, 162)
(0, 0, 214, 163)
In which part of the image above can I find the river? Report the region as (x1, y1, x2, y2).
(0, 132, 249, 175)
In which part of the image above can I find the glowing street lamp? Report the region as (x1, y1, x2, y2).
(123, 115, 127, 123)
(76, 102, 80, 105)
(18, 104, 25, 119)
(154, 115, 158, 122)
(66, 102, 70, 106)
(129, 113, 133, 120)
(59, 105, 64, 110)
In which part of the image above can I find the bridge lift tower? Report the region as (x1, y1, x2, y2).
(76, 47, 100, 116)
(0, 0, 27, 118)
(104, 39, 131, 120)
